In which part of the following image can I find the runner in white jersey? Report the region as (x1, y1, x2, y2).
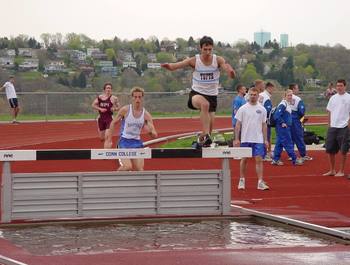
(105, 87, 157, 171)
(161, 36, 236, 148)
(1, 76, 20, 123)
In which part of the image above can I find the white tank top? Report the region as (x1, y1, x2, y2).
(120, 105, 145, 140)
(192, 54, 220, 96)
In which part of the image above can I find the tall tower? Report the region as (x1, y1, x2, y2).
(280, 34, 289, 48)
(254, 30, 271, 47)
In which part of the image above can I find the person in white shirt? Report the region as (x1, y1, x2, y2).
(105, 87, 157, 171)
(1, 76, 20, 123)
(161, 36, 235, 148)
(233, 87, 270, 190)
(323, 79, 350, 177)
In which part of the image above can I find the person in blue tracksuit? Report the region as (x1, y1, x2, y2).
(232, 84, 247, 128)
(259, 82, 275, 160)
(289, 84, 312, 161)
(272, 89, 303, 166)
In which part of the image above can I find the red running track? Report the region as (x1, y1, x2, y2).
(1, 116, 350, 265)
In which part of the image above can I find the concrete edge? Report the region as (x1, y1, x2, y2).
(231, 204, 350, 241)
(0, 255, 28, 265)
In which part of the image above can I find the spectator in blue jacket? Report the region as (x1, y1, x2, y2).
(272, 89, 303, 166)
(232, 84, 247, 128)
(289, 84, 313, 161)
(259, 82, 275, 160)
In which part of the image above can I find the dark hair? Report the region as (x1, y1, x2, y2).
(337, 79, 346, 86)
(289, 83, 297, 90)
(199, 36, 214, 48)
(266, 82, 274, 88)
(103, 82, 113, 90)
(236, 84, 244, 92)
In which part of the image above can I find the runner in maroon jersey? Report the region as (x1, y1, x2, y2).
(92, 82, 119, 145)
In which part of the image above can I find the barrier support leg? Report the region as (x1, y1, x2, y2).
(1, 162, 12, 223)
(222, 158, 231, 215)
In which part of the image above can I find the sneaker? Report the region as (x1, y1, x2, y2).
(263, 154, 273, 162)
(302, 155, 313, 161)
(294, 158, 304, 166)
(271, 160, 284, 166)
(238, 178, 245, 190)
(257, 180, 269, 190)
(11, 120, 20, 124)
(197, 134, 212, 147)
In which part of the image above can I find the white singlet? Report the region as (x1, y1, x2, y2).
(192, 54, 220, 96)
(120, 105, 145, 140)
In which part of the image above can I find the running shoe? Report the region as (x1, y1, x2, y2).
(197, 134, 212, 148)
(271, 160, 284, 166)
(257, 180, 270, 190)
(294, 158, 304, 166)
(238, 177, 245, 190)
(302, 155, 313, 161)
(263, 154, 273, 162)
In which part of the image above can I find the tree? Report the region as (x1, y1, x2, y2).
(240, 64, 262, 85)
(279, 55, 295, 86)
(105, 48, 117, 61)
(78, 72, 87, 88)
(65, 33, 83, 50)
(188, 36, 196, 47)
(156, 52, 176, 63)
(40, 33, 51, 48)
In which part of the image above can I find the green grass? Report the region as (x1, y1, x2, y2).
(0, 113, 95, 121)
(18, 71, 43, 81)
(161, 125, 327, 148)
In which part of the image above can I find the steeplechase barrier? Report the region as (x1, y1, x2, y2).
(0, 148, 251, 223)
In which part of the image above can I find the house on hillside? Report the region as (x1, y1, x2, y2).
(5, 49, 16, 57)
(19, 58, 39, 71)
(147, 63, 161, 69)
(87, 48, 101, 57)
(44, 61, 66, 73)
(147, 53, 157, 62)
(18, 48, 33, 57)
(0, 57, 14, 68)
(79, 65, 95, 77)
(120, 51, 133, 61)
(122, 61, 137, 68)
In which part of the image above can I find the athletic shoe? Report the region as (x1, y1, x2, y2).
(263, 154, 273, 162)
(11, 120, 20, 124)
(197, 134, 212, 148)
(302, 156, 313, 161)
(257, 180, 269, 190)
(238, 178, 245, 190)
(271, 160, 284, 166)
(294, 158, 304, 166)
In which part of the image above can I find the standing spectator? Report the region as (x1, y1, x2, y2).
(161, 36, 235, 148)
(244, 80, 264, 102)
(324, 82, 337, 99)
(289, 83, 313, 161)
(259, 81, 275, 161)
(233, 87, 269, 190)
(92, 82, 119, 146)
(105, 87, 157, 171)
(255, 79, 265, 93)
(323, 79, 350, 177)
(271, 89, 304, 166)
(1, 76, 20, 123)
(232, 84, 246, 128)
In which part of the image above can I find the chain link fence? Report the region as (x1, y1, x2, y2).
(0, 90, 328, 120)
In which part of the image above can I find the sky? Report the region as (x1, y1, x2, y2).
(2, 0, 350, 48)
